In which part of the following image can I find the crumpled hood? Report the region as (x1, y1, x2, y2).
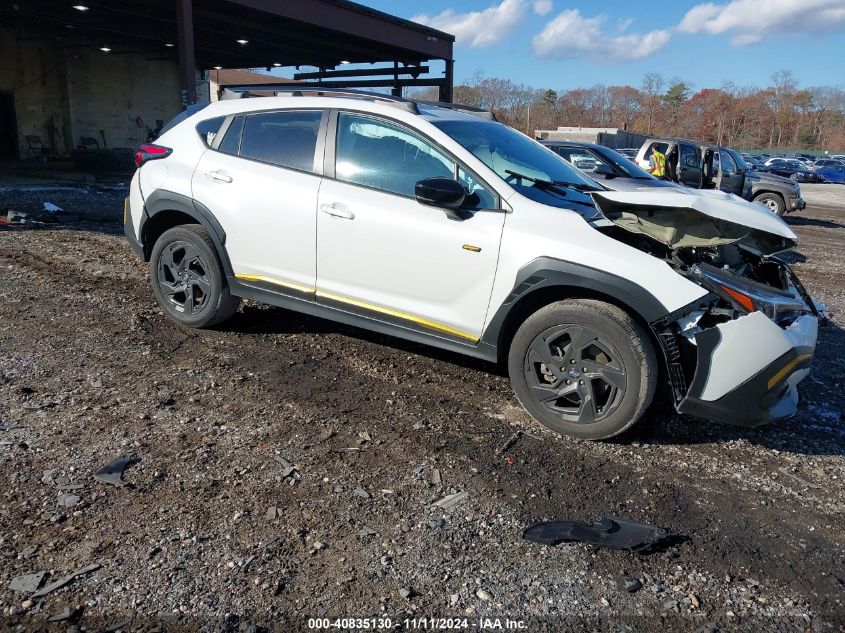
(590, 189, 798, 254)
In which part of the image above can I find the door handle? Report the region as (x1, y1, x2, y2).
(320, 203, 354, 220)
(205, 170, 233, 183)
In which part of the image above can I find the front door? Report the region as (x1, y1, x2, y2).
(677, 142, 702, 187)
(316, 111, 505, 342)
(715, 148, 744, 196)
(191, 109, 326, 292)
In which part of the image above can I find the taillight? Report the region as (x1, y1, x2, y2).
(134, 143, 172, 168)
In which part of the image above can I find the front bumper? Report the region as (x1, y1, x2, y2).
(677, 312, 817, 427)
(787, 194, 805, 211)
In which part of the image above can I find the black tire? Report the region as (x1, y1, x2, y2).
(507, 299, 657, 441)
(149, 224, 240, 328)
(754, 192, 786, 216)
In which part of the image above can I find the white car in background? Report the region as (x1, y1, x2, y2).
(124, 89, 819, 440)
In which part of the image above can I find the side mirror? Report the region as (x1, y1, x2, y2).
(415, 177, 465, 208)
(593, 163, 614, 177)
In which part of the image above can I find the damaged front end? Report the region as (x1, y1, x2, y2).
(592, 190, 820, 427)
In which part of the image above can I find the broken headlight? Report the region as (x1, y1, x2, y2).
(691, 263, 810, 326)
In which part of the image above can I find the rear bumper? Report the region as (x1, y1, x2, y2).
(123, 197, 144, 259)
(677, 312, 817, 427)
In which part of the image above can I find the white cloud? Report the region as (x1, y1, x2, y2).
(678, 0, 845, 45)
(412, 0, 526, 48)
(533, 0, 552, 16)
(532, 9, 671, 62)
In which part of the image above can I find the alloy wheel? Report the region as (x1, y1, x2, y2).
(762, 198, 779, 213)
(523, 324, 627, 424)
(156, 240, 212, 314)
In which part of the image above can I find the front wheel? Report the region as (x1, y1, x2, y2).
(754, 192, 786, 216)
(507, 299, 657, 440)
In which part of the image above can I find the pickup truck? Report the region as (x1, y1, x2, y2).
(635, 138, 805, 216)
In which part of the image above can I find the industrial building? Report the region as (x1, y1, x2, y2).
(0, 0, 455, 162)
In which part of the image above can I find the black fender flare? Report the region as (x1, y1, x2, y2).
(480, 257, 670, 355)
(140, 189, 233, 276)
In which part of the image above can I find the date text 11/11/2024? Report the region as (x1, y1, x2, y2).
(307, 617, 528, 630)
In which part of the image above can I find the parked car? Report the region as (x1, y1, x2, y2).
(616, 148, 639, 160)
(812, 158, 845, 169)
(741, 153, 767, 170)
(635, 139, 805, 215)
(815, 164, 845, 183)
(568, 152, 598, 171)
(125, 90, 818, 440)
(763, 158, 824, 183)
(541, 140, 678, 191)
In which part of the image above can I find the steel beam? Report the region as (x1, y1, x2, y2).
(176, 0, 197, 107)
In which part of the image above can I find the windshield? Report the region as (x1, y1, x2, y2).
(432, 120, 601, 212)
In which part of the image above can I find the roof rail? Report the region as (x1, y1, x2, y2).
(219, 85, 419, 114)
(415, 101, 498, 121)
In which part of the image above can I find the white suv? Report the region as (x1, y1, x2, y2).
(125, 90, 818, 440)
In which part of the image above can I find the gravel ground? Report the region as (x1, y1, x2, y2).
(0, 196, 843, 632)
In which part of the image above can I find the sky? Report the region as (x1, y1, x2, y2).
(350, 0, 845, 92)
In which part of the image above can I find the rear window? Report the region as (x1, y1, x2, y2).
(238, 111, 322, 172)
(218, 116, 244, 155)
(196, 116, 225, 147)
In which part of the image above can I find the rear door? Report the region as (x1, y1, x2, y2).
(191, 109, 327, 292)
(677, 142, 702, 187)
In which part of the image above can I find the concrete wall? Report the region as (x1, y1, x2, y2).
(0, 31, 71, 156)
(0, 30, 182, 158)
(65, 50, 181, 150)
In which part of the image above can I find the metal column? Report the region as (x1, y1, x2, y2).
(439, 58, 454, 103)
(176, 0, 197, 107)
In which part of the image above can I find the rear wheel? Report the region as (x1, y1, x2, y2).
(754, 192, 785, 216)
(507, 299, 657, 440)
(150, 224, 240, 328)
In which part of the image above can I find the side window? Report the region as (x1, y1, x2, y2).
(335, 113, 455, 197)
(218, 116, 244, 155)
(458, 166, 496, 209)
(651, 142, 669, 155)
(680, 143, 698, 168)
(239, 110, 322, 172)
(196, 116, 225, 147)
(720, 151, 737, 173)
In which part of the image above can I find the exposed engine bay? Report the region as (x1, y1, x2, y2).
(590, 190, 819, 421)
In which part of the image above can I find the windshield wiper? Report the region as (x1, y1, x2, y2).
(505, 169, 566, 195)
(505, 170, 603, 194)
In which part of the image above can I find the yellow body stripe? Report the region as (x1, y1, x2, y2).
(767, 353, 812, 390)
(316, 290, 479, 341)
(234, 273, 478, 342)
(235, 273, 315, 294)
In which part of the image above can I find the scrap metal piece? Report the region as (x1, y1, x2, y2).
(30, 564, 101, 598)
(9, 571, 47, 593)
(496, 431, 522, 455)
(94, 455, 132, 487)
(48, 606, 83, 622)
(274, 455, 297, 478)
(431, 491, 469, 511)
(523, 517, 668, 552)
